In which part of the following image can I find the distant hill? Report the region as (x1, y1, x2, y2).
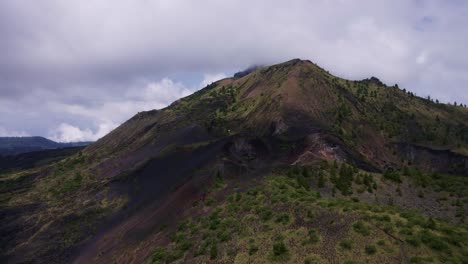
(0, 136, 91, 155)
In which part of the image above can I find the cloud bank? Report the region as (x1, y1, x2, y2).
(0, 0, 467, 141)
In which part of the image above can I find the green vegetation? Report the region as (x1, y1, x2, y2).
(305, 229, 320, 244)
(352, 220, 371, 236)
(146, 171, 468, 263)
(339, 239, 353, 250)
(151, 247, 166, 263)
(365, 244, 377, 255)
(50, 172, 83, 197)
(272, 238, 289, 260)
(248, 240, 259, 255)
(383, 169, 402, 183)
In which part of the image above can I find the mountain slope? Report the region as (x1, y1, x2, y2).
(1, 59, 467, 263)
(84, 59, 468, 180)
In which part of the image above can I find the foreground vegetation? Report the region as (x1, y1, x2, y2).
(147, 166, 468, 263)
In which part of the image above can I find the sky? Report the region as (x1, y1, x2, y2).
(1, 0, 467, 142)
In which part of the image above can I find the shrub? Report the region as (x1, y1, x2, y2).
(171, 232, 185, 243)
(53, 172, 83, 196)
(374, 214, 391, 222)
(362, 173, 374, 188)
(399, 227, 413, 236)
(317, 173, 325, 188)
(409, 256, 434, 263)
(275, 213, 290, 224)
(304, 256, 323, 264)
(151, 247, 166, 262)
(209, 219, 220, 230)
(365, 245, 377, 255)
(417, 190, 424, 198)
(401, 211, 426, 227)
(339, 239, 353, 250)
(218, 231, 231, 242)
(383, 170, 401, 183)
(194, 240, 210, 256)
(352, 221, 371, 236)
(405, 236, 421, 247)
(307, 229, 320, 244)
(165, 250, 183, 262)
(177, 240, 193, 251)
(443, 228, 464, 247)
(335, 164, 354, 195)
(205, 197, 215, 206)
(296, 175, 310, 190)
(259, 208, 273, 221)
(420, 231, 450, 253)
(425, 218, 437, 230)
(214, 170, 224, 187)
(248, 243, 259, 255)
(273, 241, 288, 256)
(209, 242, 218, 259)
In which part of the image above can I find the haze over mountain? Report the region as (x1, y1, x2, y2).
(1, 59, 467, 263)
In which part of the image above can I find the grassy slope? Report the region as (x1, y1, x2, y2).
(0, 151, 127, 263)
(146, 164, 467, 264)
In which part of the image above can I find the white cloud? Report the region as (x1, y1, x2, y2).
(200, 73, 227, 88)
(49, 122, 116, 142)
(47, 76, 216, 141)
(55, 78, 198, 124)
(138, 78, 193, 103)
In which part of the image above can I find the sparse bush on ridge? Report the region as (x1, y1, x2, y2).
(272, 239, 288, 257)
(352, 220, 371, 236)
(383, 169, 401, 183)
(339, 239, 353, 250)
(365, 244, 377, 255)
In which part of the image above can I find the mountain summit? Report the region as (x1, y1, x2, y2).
(1, 59, 467, 263)
(89, 58, 468, 176)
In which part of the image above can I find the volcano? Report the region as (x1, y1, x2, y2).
(1, 59, 467, 263)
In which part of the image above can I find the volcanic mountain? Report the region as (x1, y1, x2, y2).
(1, 59, 467, 263)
